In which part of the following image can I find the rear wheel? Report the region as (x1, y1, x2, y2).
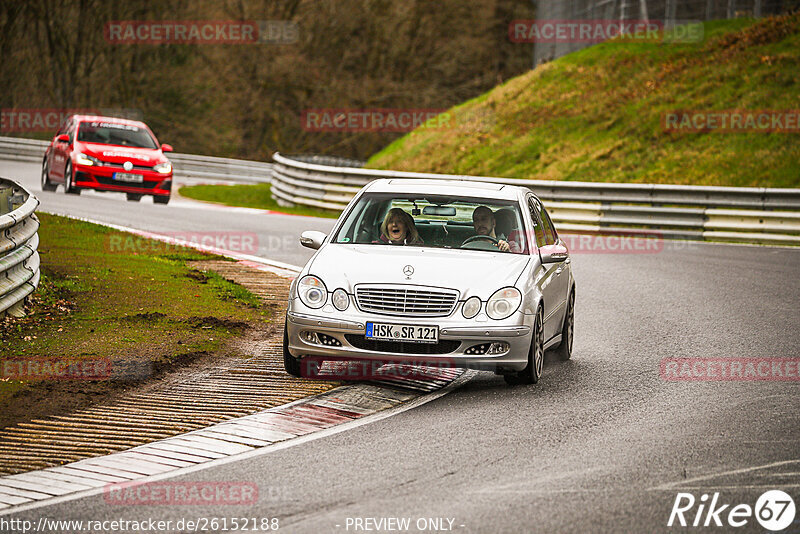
(41, 159, 57, 192)
(64, 162, 80, 195)
(504, 306, 544, 385)
(153, 195, 170, 205)
(283, 322, 301, 377)
(553, 289, 575, 361)
(126, 193, 143, 202)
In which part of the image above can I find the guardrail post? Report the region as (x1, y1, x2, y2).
(4, 301, 26, 318)
(0, 186, 11, 215)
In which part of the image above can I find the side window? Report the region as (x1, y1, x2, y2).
(527, 197, 545, 248)
(56, 119, 69, 136)
(66, 121, 76, 143)
(540, 206, 557, 245)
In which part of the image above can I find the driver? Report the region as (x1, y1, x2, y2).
(471, 206, 520, 252)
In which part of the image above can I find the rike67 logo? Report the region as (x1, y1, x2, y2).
(668, 490, 796, 531)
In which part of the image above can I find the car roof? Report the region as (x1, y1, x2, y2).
(365, 179, 525, 200)
(71, 115, 148, 128)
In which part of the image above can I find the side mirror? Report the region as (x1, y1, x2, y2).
(300, 230, 327, 250)
(161, 143, 173, 153)
(539, 243, 568, 264)
(57, 134, 70, 143)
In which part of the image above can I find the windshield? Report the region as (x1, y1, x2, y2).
(334, 193, 528, 254)
(77, 121, 158, 149)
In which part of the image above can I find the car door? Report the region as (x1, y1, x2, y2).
(528, 196, 562, 342)
(538, 202, 570, 335)
(51, 118, 73, 181)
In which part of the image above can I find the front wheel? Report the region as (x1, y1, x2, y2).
(283, 322, 301, 377)
(41, 159, 57, 192)
(504, 306, 544, 385)
(153, 195, 170, 205)
(64, 162, 80, 195)
(552, 289, 575, 361)
(126, 193, 142, 202)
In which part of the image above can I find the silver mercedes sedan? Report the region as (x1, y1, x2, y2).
(283, 179, 575, 385)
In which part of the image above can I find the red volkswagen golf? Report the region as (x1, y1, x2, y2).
(41, 115, 174, 204)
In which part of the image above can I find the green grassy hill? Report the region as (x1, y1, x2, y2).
(367, 14, 800, 188)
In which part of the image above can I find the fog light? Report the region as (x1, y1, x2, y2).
(487, 342, 509, 355)
(301, 331, 341, 347)
(300, 331, 319, 344)
(318, 333, 342, 347)
(465, 342, 509, 355)
(465, 343, 490, 355)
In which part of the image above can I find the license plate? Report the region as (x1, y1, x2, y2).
(113, 172, 143, 183)
(366, 322, 439, 344)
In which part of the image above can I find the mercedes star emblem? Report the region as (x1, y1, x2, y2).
(403, 265, 414, 277)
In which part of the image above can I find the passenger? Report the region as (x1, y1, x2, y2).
(375, 208, 423, 245)
(494, 208, 526, 254)
(471, 206, 521, 252)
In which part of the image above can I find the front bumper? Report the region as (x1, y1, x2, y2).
(73, 164, 172, 196)
(286, 309, 533, 373)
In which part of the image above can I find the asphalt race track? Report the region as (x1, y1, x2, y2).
(2, 159, 799, 533)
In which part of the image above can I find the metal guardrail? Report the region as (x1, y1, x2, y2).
(1, 136, 798, 245)
(0, 136, 272, 184)
(271, 152, 800, 246)
(0, 178, 40, 317)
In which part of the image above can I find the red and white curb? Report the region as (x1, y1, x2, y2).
(0, 371, 472, 514)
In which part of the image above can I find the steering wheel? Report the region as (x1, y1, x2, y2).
(461, 235, 500, 247)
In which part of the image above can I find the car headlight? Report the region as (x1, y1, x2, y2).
(332, 288, 349, 311)
(76, 153, 100, 166)
(154, 161, 172, 174)
(298, 275, 327, 309)
(486, 287, 521, 320)
(462, 296, 481, 319)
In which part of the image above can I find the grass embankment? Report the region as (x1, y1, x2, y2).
(179, 183, 339, 218)
(367, 15, 800, 188)
(0, 213, 269, 428)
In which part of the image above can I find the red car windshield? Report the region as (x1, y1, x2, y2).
(77, 121, 158, 149)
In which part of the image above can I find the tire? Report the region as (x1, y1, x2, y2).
(126, 193, 143, 202)
(41, 159, 57, 192)
(553, 289, 575, 361)
(153, 195, 170, 205)
(504, 306, 544, 385)
(283, 322, 302, 377)
(64, 162, 80, 195)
